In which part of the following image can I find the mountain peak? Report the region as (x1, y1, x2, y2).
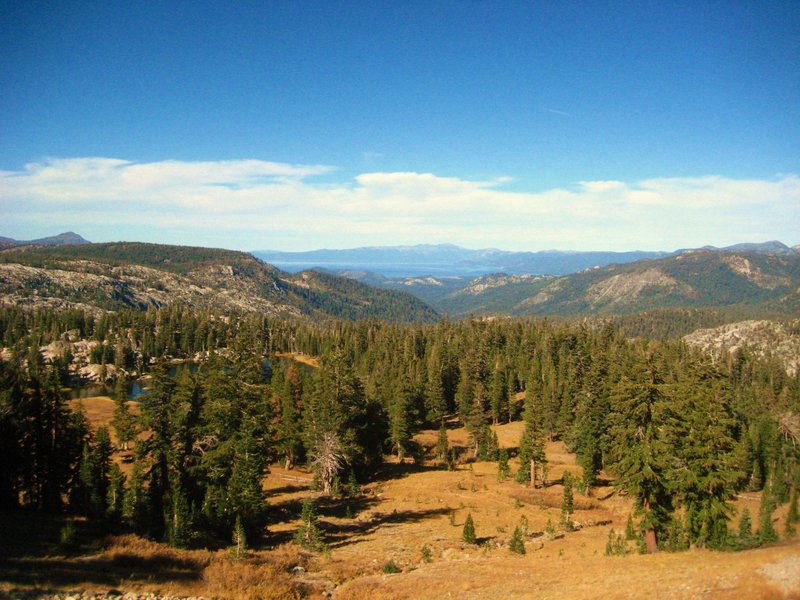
(0, 231, 91, 246)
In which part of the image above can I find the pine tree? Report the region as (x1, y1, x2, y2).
(107, 463, 126, 522)
(625, 514, 637, 541)
(664, 360, 741, 549)
(786, 484, 798, 536)
(462, 512, 476, 544)
(295, 498, 326, 552)
(90, 427, 113, 517)
(759, 483, 779, 544)
(489, 368, 509, 425)
(435, 423, 450, 464)
(424, 358, 447, 425)
(276, 362, 304, 470)
(168, 481, 192, 549)
(232, 514, 247, 557)
(561, 471, 574, 529)
(497, 447, 510, 482)
(515, 391, 546, 487)
(509, 525, 526, 555)
(607, 357, 672, 553)
(738, 507, 754, 544)
(389, 375, 413, 462)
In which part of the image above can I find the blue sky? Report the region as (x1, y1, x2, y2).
(1, 1, 798, 251)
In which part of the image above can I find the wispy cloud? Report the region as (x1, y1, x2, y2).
(543, 107, 571, 117)
(1, 157, 797, 251)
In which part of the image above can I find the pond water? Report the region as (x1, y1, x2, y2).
(67, 357, 309, 400)
(68, 379, 148, 400)
(68, 363, 198, 400)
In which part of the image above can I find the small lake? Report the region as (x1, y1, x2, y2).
(68, 363, 199, 401)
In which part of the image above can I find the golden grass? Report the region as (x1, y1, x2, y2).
(274, 352, 321, 369)
(19, 413, 797, 599)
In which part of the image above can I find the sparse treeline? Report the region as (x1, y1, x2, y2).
(0, 305, 797, 551)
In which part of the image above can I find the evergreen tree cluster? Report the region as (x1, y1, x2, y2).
(0, 305, 797, 554)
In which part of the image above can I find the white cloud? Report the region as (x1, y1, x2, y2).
(1, 157, 797, 251)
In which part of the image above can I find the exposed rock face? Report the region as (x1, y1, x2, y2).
(516, 279, 563, 308)
(584, 269, 692, 309)
(722, 255, 790, 289)
(683, 319, 800, 376)
(454, 274, 545, 297)
(0, 261, 300, 316)
(0, 241, 439, 322)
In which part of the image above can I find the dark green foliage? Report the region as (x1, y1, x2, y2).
(424, 357, 447, 424)
(462, 512, 476, 544)
(295, 498, 326, 552)
(436, 423, 450, 464)
(112, 377, 136, 451)
(107, 463, 126, 522)
(625, 514, 636, 541)
(660, 516, 689, 552)
(516, 380, 547, 486)
(497, 447, 510, 482)
(736, 507, 759, 548)
(561, 471, 574, 529)
(604, 528, 627, 556)
(787, 485, 798, 527)
(274, 362, 305, 470)
(0, 302, 796, 560)
(607, 356, 672, 551)
(758, 484, 779, 544)
(231, 515, 247, 557)
(665, 359, 742, 549)
(382, 559, 401, 574)
(420, 544, 432, 563)
(509, 525, 526, 555)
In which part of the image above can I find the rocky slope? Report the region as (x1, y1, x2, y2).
(683, 319, 800, 376)
(0, 242, 438, 322)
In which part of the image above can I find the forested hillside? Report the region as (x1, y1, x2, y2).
(1, 305, 797, 560)
(0, 242, 438, 322)
(349, 249, 800, 322)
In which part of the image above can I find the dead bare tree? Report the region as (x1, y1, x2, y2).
(310, 432, 345, 495)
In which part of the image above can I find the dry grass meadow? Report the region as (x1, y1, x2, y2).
(3, 398, 798, 599)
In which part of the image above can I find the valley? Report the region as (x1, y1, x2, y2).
(1, 237, 798, 600)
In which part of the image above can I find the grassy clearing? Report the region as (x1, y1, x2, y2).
(14, 417, 798, 599)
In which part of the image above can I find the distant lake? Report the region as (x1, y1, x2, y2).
(269, 261, 492, 278)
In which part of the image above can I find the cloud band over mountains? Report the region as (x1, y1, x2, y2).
(2, 157, 798, 251)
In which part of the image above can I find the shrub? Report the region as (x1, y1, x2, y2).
(420, 544, 432, 564)
(58, 521, 78, 550)
(382, 559, 401, 574)
(605, 528, 627, 556)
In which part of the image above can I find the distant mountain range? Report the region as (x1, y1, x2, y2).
(1, 234, 798, 325)
(339, 247, 800, 319)
(0, 231, 90, 247)
(253, 240, 797, 277)
(253, 244, 669, 277)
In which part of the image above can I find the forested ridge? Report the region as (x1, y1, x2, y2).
(0, 241, 438, 322)
(354, 249, 800, 320)
(1, 304, 797, 555)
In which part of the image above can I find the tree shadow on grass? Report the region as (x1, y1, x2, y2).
(324, 506, 454, 549)
(369, 461, 443, 483)
(264, 493, 382, 546)
(267, 483, 313, 496)
(0, 552, 203, 589)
